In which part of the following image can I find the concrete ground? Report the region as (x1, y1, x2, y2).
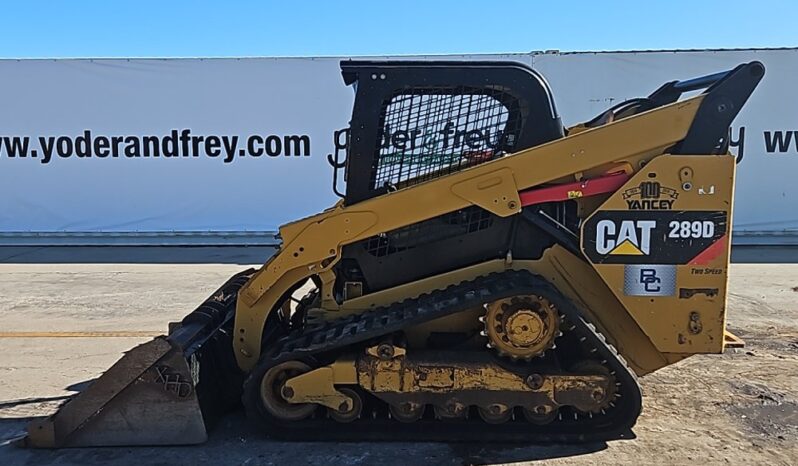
(0, 260, 797, 465)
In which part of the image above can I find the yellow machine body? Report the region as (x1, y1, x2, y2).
(232, 95, 734, 371)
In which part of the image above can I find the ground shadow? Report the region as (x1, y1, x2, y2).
(446, 440, 608, 464)
(1, 410, 616, 466)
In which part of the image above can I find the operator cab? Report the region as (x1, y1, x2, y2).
(337, 61, 565, 204)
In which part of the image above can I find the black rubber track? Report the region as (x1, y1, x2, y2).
(242, 270, 642, 442)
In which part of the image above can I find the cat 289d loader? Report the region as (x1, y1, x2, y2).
(24, 59, 764, 446)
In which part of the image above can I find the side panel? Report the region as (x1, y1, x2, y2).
(234, 99, 703, 369)
(581, 155, 735, 354)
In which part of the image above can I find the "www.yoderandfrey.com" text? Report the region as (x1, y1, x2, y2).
(0, 129, 311, 164)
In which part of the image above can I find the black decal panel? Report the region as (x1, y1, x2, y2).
(582, 211, 727, 264)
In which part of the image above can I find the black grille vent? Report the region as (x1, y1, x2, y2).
(372, 88, 523, 190)
(364, 206, 493, 258)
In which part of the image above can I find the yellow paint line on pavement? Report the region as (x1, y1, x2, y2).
(0, 331, 162, 338)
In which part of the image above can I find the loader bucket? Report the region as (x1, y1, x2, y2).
(22, 269, 255, 448)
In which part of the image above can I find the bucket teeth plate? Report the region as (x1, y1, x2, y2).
(24, 337, 207, 448)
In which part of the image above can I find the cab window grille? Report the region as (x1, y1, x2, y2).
(372, 88, 523, 190)
(364, 206, 493, 257)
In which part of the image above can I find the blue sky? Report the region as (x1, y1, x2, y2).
(1, 1, 795, 58)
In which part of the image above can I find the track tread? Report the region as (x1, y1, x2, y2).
(242, 270, 642, 442)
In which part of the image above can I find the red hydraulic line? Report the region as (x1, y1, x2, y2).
(518, 172, 632, 207)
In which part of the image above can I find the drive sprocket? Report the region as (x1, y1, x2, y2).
(483, 295, 561, 359)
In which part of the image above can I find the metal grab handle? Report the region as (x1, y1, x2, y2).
(671, 70, 730, 93)
(648, 61, 765, 106)
(327, 153, 346, 169)
(328, 128, 350, 198)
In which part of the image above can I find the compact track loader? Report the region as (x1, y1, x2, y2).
(24, 60, 764, 446)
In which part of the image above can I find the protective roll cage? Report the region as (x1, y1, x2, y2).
(328, 60, 764, 204)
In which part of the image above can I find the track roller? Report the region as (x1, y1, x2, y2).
(328, 388, 362, 423)
(434, 400, 468, 420)
(523, 405, 558, 425)
(389, 402, 425, 423)
(477, 404, 513, 424)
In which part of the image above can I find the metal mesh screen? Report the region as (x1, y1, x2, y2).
(372, 88, 522, 190)
(364, 206, 493, 257)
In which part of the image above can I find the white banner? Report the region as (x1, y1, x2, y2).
(0, 54, 529, 239)
(0, 50, 794, 243)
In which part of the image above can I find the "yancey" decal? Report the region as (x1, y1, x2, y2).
(622, 181, 679, 210)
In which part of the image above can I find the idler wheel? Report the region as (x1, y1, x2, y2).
(259, 360, 316, 421)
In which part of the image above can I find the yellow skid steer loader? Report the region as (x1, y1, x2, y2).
(23, 59, 764, 446)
